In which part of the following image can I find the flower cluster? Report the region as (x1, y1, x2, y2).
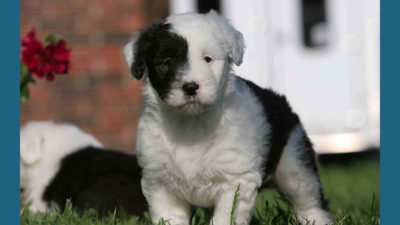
(21, 28, 70, 81)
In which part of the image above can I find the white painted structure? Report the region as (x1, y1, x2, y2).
(170, 0, 380, 153)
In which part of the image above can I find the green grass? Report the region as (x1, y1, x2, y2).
(21, 158, 379, 225)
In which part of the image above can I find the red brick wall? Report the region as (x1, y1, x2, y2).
(20, 0, 168, 153)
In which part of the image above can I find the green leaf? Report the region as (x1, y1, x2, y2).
(20, 62, 29, 75)
(45, 34, 64, 45)
(20, 62, 36, 85)
(20, 82, 30, 103)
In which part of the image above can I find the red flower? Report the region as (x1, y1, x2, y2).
(21, 28, 70, 81)
(21, 28, 37, 47)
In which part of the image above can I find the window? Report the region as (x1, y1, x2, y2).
(197, 0, 221, 13)
(301, 0, 328, 48)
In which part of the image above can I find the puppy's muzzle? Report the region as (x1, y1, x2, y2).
(182, 81, 199, 96)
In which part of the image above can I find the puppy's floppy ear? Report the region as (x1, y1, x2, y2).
(20, 134, 45, 165)
(206, 10, 245, 66)
(123, 32, 147, 80)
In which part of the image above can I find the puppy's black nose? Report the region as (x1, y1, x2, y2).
(182, 81, 199, 96)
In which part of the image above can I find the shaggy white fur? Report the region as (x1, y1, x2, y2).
(20, 121, 102, 212)
(124, 11, 332, 225)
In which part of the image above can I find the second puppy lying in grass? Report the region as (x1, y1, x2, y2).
(42, 146, 147, 217)
(20, 121, 147, 217)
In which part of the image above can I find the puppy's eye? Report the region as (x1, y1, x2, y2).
(156, 58, 172, 76)
(203, 56, 213, 63)
(159, 58, 171, 66)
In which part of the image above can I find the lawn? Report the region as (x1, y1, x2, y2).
(21, 154, 380, 225)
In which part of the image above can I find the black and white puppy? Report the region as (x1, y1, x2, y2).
(20, 121, 147, 217)
(123, 11, 331, 225)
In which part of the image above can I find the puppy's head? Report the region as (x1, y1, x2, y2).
(20, 121, 48, 192)
(123, 11, 245, 115)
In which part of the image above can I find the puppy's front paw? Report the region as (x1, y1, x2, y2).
(154, 217, 189, 225)
(28, 200, 48, 213)
(297, 207, 332, 225)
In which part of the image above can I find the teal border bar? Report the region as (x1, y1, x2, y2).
(381, 1, 397, 225)
(0, 0, 20, 223)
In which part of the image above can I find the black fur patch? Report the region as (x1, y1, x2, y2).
(132, 22, 188, 99)
(42, 147, 147, 217)
(300, 134, 319, 174)
(238, 77, 300, 177)
(240, 77, 329, 210)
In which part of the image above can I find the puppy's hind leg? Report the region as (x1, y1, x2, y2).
(273, 125, 332, 225)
